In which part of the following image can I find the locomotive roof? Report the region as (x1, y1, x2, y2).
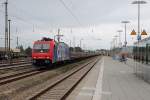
(41, 37, 53, 41)
(34, 38, 69, 46)
(35, 37, 54, 42)
(35, 39, 54, 42)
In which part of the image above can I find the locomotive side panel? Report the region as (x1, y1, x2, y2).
(56, 42, 70, 62)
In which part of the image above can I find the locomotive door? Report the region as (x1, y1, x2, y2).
(146, 44, 150, 64)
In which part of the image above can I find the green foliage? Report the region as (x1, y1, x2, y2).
(69, 47, 74, 51)
(18, 45, 24, 53)
(69, 47, 82, 52)
(74, 47, 82, 52)
(25, 46, 32, 57)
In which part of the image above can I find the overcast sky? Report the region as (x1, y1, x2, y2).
(0, 0, 150, 50)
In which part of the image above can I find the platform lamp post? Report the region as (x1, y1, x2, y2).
(80, 38, 83, 49)
(112, 37, 117, 58)
(114, 35, 119, 48)
(132, 0, 147, 77)
(113, 35, 119, 56)
(117, 30, 123, 48)
(132, 0, 147, 42)
(121, 21, 130, 47)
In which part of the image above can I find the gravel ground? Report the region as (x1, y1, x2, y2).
(0, 58, 93, 100)
(0, 64, 33, 75)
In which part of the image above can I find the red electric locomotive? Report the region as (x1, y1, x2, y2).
(32, 37, 70, 65)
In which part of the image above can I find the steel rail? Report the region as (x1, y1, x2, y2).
(26, 57, 100, 100)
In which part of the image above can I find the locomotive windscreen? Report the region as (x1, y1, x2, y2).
(33, 43, 50, 53)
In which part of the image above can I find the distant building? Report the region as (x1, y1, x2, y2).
(0, 47, 5, 52)
(0, 47, 20, 53)
(96, 49, 109, 55)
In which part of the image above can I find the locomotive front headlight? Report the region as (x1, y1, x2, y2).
(46, 57, 50, 59)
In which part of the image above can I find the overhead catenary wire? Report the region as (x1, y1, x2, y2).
(9, 2, 42, 22)
(8, 2, 66, 35)
(0, 5, 34, 27)
(1, 1, 100, 49)
(0, 1, 36, 49)
(58, 0, 99, 42)
(0, 1, 47, 34)
(58, 0, 82, 26)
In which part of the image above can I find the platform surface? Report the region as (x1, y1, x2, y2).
(67, 56, 150, 100)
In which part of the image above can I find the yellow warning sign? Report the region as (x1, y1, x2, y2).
(130, 29, 136, 35)
(141, 30, 147, 35)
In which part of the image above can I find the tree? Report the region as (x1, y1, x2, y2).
(69, 47, 74, 52)
(75, 47, 82, 52)
(18, 45, 24, 53)
(25, 46, 32, 57)
(69, 47, 82, 52)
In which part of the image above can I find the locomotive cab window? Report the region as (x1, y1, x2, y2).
(42, 44, 50, 52)
(33, 44, 42, 50)
(33, 44, 50, 53)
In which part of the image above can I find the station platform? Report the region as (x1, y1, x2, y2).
(67, 56, 150, 100)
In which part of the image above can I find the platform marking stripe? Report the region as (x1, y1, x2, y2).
(92, 58, 104, 100)
(79, 92, 94, 96)
(82, 87, 96, 90)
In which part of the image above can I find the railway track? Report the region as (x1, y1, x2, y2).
(0, 60, 27, 64)
(0, 63, 33, 77)
(0, 69, 44, 86)
(0, 57, 88, 86)
(12, 56, 100, 100)
(0, 60, 32, 68)
(0, 67, 36, 79)
(0, 63, 32, 71)
(0, 57, 96, 86)
(0, 57, 31, 64)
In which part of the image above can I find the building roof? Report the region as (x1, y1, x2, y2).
(0, 47, 5, 52)
(0, 47, 20, 52)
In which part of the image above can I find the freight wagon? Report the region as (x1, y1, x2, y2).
(0, 47, 21, 60)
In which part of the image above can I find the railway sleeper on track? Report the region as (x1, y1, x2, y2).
(12, 56, 100, 100)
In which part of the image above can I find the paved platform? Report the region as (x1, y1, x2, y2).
(67, 56, 150, 100)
